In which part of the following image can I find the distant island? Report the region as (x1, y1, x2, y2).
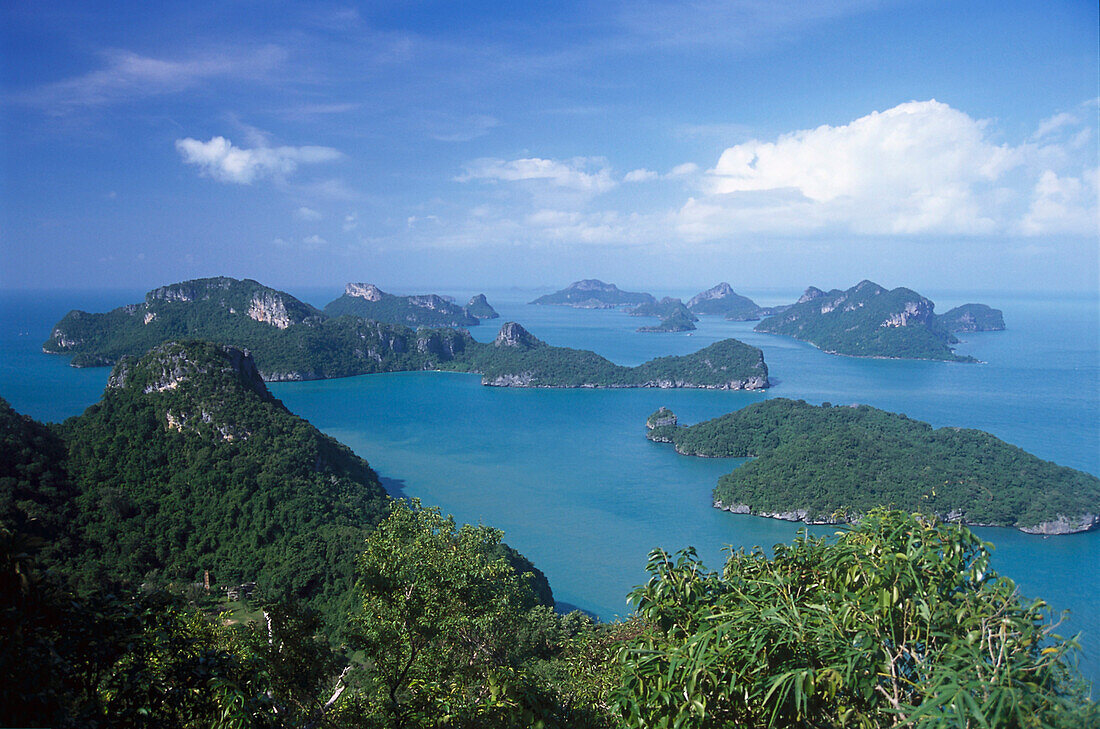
(530, 279, 655, 308)
(753, 280, 1004, 361)
(938, 303, 1005, 332)
(646, 399, 1099, 534)
(465, 293, 501, 319)
(43, 277, 768, 389)
(632, 297, 698, 332)
(323, 282, 500, 327)
(456, 322, 767, 388)
(686, 283, 773, 321)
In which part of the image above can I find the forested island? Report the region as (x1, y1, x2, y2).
(530, 279, 655, 308)
(647, 398, 1099, 534)
(43, 277, 767, 388)
(322, 282, 494, 327)
(753, 280, 1004, 361)
(631, 297, 698, 332)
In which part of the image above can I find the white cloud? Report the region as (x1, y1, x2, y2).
(175, 136, 342, 184)
(624, 168, 658, 182)
(343, 213, 359, 231)
(22, 47, 285, 112)
(667, 162, 700, 177)
(303, 234, 328, 248)
(1032, 112, 1079, 140)
(691, 100, 1040, 235)
(1019, 169, 1098, 235)
(457, 157, 616, 193)
(295, 206, 322, 220)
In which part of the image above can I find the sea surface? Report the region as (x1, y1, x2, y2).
(1, 285, 1098, 683)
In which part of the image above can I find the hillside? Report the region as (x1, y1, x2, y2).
(4, 341, 556, 622)
(939, 303, 1006, 332)
(323, 282, 481, 327)
(754, 280, 975, 361)
(646, 398, 1100, 533)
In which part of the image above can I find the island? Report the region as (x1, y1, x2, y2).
(632, 297, 698, 332)
(323, 282, 482, 327)
(645, 398, 1099, 534)
(529, 279, 655, 308)
(451, 322, 767, 389)
(753, 280, 1001, 361)
(686, 282, 771, 320)
(938, 303, 1006, 332)
(43, 277, 769, 389)
(465, 293, 500, 319)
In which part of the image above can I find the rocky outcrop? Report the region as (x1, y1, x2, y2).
(493, 322, 543, 348)
(247, 291, 294, 329)
(345, 282, 385, 301)
(646, 407, 677, 429)
(879, 299, 935, 328)
(108, 341, 272, 403)
(687, 283, 735, 308)
(1019, 514, 1100, 535)
(797, 286, 826, 304)
(466, 294, 500, 319)
(938, 303, 1006, 332)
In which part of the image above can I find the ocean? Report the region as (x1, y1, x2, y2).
(1, 285, 1097, 683)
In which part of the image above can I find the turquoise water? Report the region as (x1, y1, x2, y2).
(1, 287, 1097, 683)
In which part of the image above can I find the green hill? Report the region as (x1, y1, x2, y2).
(647, 398, 1099, 533)
(686, 282, 767, 320)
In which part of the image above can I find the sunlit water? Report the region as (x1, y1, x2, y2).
(2, 286, 1097, 683)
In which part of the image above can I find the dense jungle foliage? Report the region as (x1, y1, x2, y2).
(647, 398, 1100, 530)
(4, 506, 1093, 728)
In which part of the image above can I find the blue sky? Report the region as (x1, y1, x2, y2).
(1, 0, 1097, 294)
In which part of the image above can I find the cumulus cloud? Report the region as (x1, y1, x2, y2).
(457, 157, 616, 193)
(175, 136, 342, 184)
(682, 99, 1095, 236)
(295, 206, 322, 220)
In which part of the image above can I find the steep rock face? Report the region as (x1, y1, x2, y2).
(879, 298, 936, 328)
(415, 329, 468, 360)
(345, 282, 386, 301)
(493, 322, 544, 348)
(247, 291, 294, 329)
(646, 408, 678, 430)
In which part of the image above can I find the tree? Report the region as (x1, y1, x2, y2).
(342, 499, 554, 728)
(615, 510, 1096, 728)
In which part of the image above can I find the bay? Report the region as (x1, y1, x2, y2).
(1, 285, 1097, 683)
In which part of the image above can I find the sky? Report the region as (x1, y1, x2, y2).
(1, 0, 1097, 294)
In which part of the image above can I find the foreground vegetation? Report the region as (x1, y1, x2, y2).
(648, 399, 1100, 532)
(4, 505, 1094, 728)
